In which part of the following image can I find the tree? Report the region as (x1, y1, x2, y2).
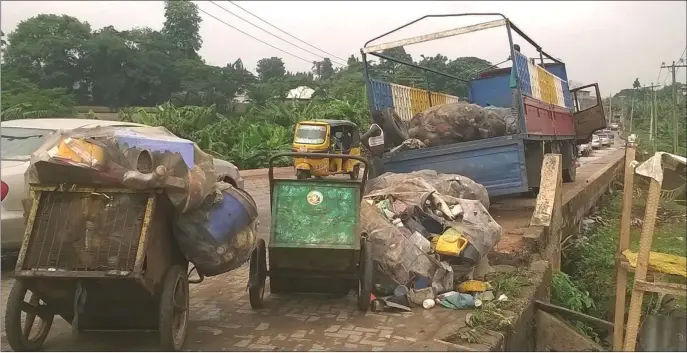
(2, 14, 92, 93)
(633, 78, 641, 89)
(162, 0, 202, 60)
(312, 58, 334, 80)
(256, 57, 286, 82)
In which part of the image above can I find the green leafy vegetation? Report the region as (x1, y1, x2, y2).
(0, 0, 501, 168)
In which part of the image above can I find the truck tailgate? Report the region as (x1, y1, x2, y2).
(381, 136, 528, 197)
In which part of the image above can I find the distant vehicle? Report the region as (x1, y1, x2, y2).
(578, 143, 591, 157)
(591, 135, 601, 149)
(598, 133, 611, 147)
(1, 118, 244, 260)
(610, 123, 619, 131)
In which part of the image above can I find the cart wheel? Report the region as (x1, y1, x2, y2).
(296, 170, 310, 180)
(249, 239, 267, 309)
(4, 281, 54, 351)
(349, 164, 360, 180)
(159, 265, 189, 351)
(357, 238, 374, 312)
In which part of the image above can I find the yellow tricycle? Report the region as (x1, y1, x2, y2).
(292, 120, 362, 180)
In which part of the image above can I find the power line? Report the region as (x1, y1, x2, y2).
(227, 0, 348, 63)
(197, 6, 314, 64)
(209, 1, 346, 66)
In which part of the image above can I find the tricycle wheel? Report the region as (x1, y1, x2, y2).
(357, 238, 374, 312)
(349, 164, 360, 180)
(159, 265, 189, 351)
(249, 239, 267, 309)
(4, 281, 54, 351)
(296, 170, 310, 180)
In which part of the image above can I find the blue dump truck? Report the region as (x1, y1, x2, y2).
(361, 14, 607, 197)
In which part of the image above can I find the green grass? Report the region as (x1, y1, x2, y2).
(556, 189, 687, 343)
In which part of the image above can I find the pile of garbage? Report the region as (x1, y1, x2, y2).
(360, 170, 502, 312)
(25, 125, 258, 277)
(407, 102, 517, 148)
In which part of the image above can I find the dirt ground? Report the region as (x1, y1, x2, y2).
(0, 143, 624, 351)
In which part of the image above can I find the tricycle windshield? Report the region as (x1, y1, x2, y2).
(295, 124, 327, 145)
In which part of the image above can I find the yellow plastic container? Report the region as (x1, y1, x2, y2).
(434, 228, 469, 256)
(55, 137, 106, 169)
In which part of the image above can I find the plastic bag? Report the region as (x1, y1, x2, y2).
(173, 182, 259, 277)
(360, 201, 453, 292)
(407, 102, 514, 147)
(24, 125, 216, 214)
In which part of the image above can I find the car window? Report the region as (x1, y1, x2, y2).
(1, 127, 54, 160)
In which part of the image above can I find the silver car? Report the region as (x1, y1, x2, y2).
(1, 119, 243, 257)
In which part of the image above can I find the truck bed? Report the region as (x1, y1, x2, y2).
(381, 135, 528, 197)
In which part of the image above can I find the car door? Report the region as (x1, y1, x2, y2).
(571, 83, 606, 144)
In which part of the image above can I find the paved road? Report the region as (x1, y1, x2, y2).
(0, 142, 623, 351)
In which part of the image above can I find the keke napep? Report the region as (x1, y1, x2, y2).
(292, 119, 363, 180)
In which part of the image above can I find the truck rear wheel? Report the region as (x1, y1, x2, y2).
(563, 163, 577, 183)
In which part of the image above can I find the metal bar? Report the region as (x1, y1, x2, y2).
(369, 52, 469, 82)
(507, 22, 562, 64)
(533, 300, 614, 329)
(362, 19, 506, 54)
(29, 185, 161, 194)
(14, 270, 133, 278)
(363, 13, 508, 48)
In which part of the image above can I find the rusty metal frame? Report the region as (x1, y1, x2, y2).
(362, 19, 507, 54)
(14, 185, 158, 281)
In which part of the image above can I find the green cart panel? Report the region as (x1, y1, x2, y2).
(270, 180, 360, 249)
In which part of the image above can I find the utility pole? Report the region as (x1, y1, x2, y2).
(647, 83, 660, 143)
(609, 94, 613, 125)
(661, 60, 687, 154)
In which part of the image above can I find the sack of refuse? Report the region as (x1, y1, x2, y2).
(483, 106, 518, 135)
(173, 182, 259, 277)
(24, 125, 217, 214)
(365, 169, 490, 209)
(407, 102, 510, 147)
(360, 201, 453, 293)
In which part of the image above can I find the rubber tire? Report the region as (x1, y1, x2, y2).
(349, 164, 360, 180)
(5, 281, 54, 352)
(296, 170, 310, 180)
(563, 163, 577, 183)
(159, 265, 189, 352)
(357, 238, 373, 312)
(373, 109, 407, 146)
(249, 239, 267, 309)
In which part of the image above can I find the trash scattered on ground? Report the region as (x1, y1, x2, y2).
(457, 280, 489, 293)
(497, 294, 509, 302)
(437, 291, 476, 309)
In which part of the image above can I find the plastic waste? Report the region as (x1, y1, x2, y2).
(409, 287, 436, 306)
(174, 182, 259, 277)
(423, 299, 436, 309)
(436, 291, 475, 309)
(457, 280, 488, 293)
(435, 228, 469, 256)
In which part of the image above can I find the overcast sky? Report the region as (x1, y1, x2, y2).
(2, 1, 686, 95)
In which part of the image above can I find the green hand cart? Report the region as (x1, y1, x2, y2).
(248, 152, 373, 312)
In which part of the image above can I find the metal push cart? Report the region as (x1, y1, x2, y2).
(5, 185, 192, 351)
(247, 153, 374, 311)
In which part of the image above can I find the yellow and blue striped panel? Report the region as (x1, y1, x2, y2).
(516, 53, 569, 109)
(368, 79, 460, 121)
